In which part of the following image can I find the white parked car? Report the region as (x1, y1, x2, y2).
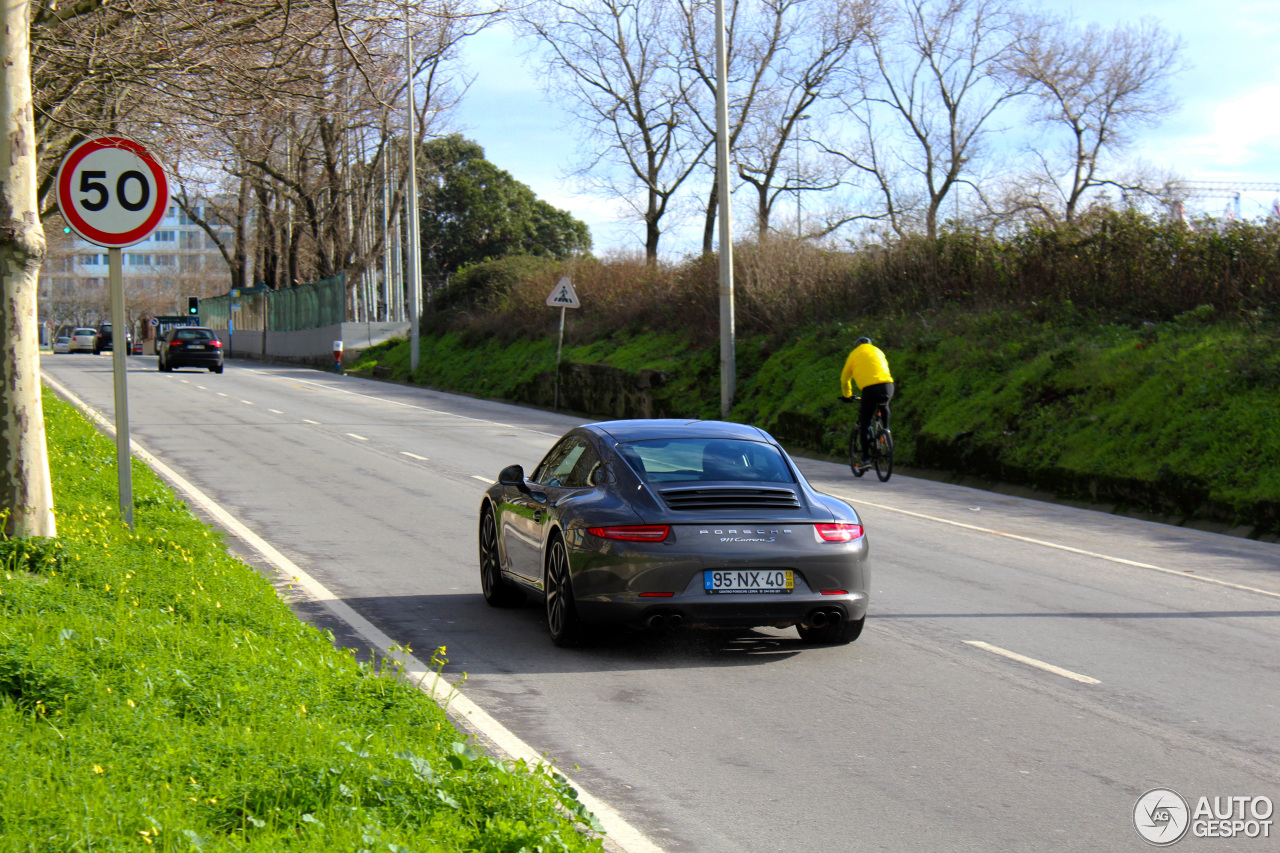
(51, 335, 71, 354)
(68, 328, 98, 353)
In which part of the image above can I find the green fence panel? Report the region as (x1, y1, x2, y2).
(197, 273, 346, 333)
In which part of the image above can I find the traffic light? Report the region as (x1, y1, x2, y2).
(187, 296, 199, 316)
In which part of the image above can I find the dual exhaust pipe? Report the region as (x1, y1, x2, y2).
(805, 608, 844, 629)
(645, 612, 685, 630)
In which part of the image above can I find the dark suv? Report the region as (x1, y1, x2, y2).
(93, 323, 132, 355)
(157, 326, 224, 373)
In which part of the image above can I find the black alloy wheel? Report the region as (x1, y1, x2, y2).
(479, 507, 522, 607)
(797, 615, 865, 645)
(545, 536, 582, 647)
(874, 426, 894, 483)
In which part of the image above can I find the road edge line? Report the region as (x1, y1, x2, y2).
(41, 372, 666, 853)
(831, 491, 1280, 600)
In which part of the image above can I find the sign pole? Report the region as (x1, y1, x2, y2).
(555, 305, 566, 411)
(108, 247, 133, 529)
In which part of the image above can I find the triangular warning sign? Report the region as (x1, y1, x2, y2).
(546, 276, 581, 308)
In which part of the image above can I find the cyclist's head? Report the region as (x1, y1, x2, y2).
(854, 336, 872, 347)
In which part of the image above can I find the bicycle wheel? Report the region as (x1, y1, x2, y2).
(848, 426, 865, 477)
(873, 422, 894, 482)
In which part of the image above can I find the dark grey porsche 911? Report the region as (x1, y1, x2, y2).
(478, 419, 869, 647)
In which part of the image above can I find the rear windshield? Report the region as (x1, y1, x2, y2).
(617, 438, 794, 484)
(174, 329, 216, 342)
(73, 328, 96, 335)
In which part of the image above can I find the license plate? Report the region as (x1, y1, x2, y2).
(704, 569, 794, 594)
(189, 344, 205, 350)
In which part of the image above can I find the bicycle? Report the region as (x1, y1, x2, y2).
(842, 395, 894, 482)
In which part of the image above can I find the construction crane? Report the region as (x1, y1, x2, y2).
(1165, 180, 1280, 219)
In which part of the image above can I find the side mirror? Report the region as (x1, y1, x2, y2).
(498, 464, 526, 487)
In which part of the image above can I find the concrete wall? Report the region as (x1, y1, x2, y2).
(224, 321, 409, 368)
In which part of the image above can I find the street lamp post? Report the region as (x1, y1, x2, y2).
(715, 0, 735, 419)
(795, 115, 809, 238)
(404, 3, 423, 372)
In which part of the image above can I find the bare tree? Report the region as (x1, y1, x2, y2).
(1, 0, 57, 536)
(676, 0, 879, 248)
(517, 0, 704, 261)
(1004, 15, 1184, 224)
(829, 0, 1027, 239)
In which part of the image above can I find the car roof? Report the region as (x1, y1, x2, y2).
(587, 419, 773, 443)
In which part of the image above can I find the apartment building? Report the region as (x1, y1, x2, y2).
(41, 202, 234, 335)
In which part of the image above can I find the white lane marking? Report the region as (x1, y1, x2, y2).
(302, 419, 319, 425)
(346, 433, 368, 441)
(196, 385, 207, 390)
(217, 393, 229, 398)
(269, 409, 284, 415)
(43, 373, 666, 853)
(241, 400, 254, 405)
(471, 475, 491, 483)
(271, 374, 558, 438)
(964, 641, 1101, 684)
(401, 452, 429, 461)
(832, 492, 1280, 601)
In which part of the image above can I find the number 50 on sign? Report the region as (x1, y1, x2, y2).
(56, 136, 169, 248)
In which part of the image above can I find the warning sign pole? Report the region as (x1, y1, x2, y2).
(555, 305, 566, 411)
(546, 277, 580, 411)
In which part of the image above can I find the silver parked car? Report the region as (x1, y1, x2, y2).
(68, 327, 98, 354)
(478, 419, 870, 647)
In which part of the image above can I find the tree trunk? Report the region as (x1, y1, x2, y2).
(0, 0, 55, 537)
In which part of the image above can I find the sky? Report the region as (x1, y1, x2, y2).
(449, 1, 1280, 257)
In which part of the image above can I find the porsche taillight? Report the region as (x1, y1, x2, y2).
(814, 523, 863, 542)
(588, 525, 670, 542)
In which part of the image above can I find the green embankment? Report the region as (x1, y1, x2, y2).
(350, 308, 1280, 537)
(0, 390, 604, 852)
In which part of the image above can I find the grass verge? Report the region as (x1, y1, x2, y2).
(0, 388, 605, 852)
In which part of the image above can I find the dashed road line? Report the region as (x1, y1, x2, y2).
(346, 433, 368, 441)
(401, 452, 429, 461)
(964, 641, 1100, 684)
(271, 374, 559, 439)
(471, 475, 491, 483)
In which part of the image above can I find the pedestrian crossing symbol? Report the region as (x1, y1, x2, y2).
(546, 277, 581, 308)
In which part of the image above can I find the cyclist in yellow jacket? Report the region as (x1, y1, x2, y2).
(839, 336, 894, 468)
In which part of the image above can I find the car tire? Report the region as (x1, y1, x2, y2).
(545, 535, 583, 647)
(212, 365, 223, 374)
(797, 615, 865, 645)
(479, 506, 522, 607)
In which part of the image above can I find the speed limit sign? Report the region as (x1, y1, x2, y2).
(56, 136, 169, 248)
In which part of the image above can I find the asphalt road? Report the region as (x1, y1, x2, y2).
(41, 353, 1280, 852)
